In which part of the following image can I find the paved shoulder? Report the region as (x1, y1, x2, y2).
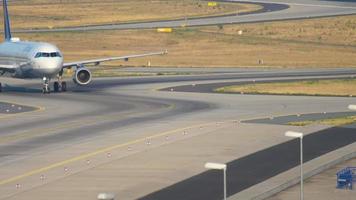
(0, 102, 38, 114)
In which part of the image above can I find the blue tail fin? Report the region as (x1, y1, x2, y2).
(3, 0, 12, 41)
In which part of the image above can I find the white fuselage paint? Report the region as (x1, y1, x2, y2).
(0, 40, 63, 79)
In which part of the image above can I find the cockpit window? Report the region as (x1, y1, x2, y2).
(35, 52, 62, 58)
(35, 52, 41, 58)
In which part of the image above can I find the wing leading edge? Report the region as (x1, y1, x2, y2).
(63, 50, 168, 68)
(0, 64, 18, 74)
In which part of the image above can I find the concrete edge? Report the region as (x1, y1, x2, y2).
(229, 143, 356, 200)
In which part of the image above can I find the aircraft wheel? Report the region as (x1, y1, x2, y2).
(61, 81, 67, 92)
(42, 86, 50, 94)
(54, 82, 59, 92)
(42, 77, 50, 94)
(0, 82, 2, 93)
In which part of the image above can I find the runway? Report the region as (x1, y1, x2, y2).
(0, 68, 355, 199)
(15, 0, 356, 33)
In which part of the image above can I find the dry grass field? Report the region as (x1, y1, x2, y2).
(215, 79, 356, 96)
(15, 15, 356, 68)
(288, 115, 356, 126)
(1, 0, 259, 29)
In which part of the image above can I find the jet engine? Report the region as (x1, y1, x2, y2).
(73, 67, 92, 85)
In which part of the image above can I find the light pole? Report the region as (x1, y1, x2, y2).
(285, 131, 304, 200)
(205, 162, 227, 200)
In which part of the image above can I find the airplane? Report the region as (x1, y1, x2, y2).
(0, 0, 167, 93)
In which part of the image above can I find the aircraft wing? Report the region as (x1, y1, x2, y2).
(63, 50, 167, 68)
(0, 64, 17, 73)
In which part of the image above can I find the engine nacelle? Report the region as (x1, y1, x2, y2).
(73, 67, 92, 86)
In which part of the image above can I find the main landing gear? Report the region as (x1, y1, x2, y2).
(42, 77, 67, 94)
(53, 76, 67, 93)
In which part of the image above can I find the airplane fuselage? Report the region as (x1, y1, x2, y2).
(0, 40, 63, 79)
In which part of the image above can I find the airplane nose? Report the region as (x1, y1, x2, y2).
(39, 59, 63, 75)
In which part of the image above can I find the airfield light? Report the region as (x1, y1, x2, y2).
(285, 131, 304, 200)
(205, 162, 227, 200)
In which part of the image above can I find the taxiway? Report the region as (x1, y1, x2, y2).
(0, 68, 355, 199)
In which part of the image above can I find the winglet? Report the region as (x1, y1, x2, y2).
(3, 0, 12, 41)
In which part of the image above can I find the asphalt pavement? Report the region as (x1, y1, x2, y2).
(1, 0, 356, 198)
(140, 126, 356, 200)
(1, 68, 356, 199)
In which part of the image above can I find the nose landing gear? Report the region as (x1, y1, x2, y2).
(42, 77, 50, 94)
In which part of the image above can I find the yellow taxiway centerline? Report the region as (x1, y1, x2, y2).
(0, 103, 174, 144)
(0, 121, 216, 186)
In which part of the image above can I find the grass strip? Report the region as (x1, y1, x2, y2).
(215, 79, 356, 96)
(288, 115, 356, 126)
